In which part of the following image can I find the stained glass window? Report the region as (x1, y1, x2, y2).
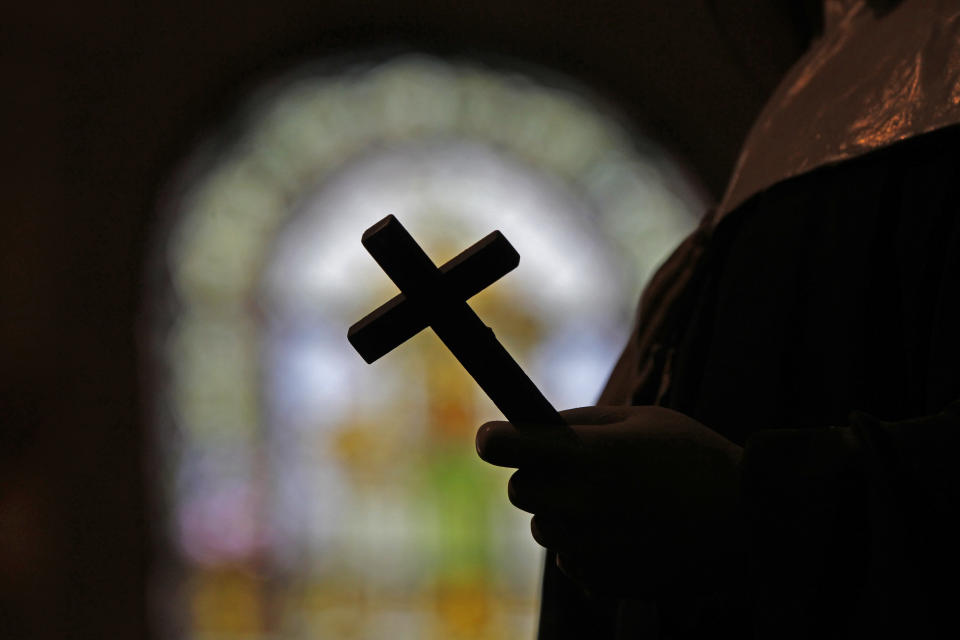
(148, 54, 704, 639)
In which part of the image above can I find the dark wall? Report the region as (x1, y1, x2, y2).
(0, 2, 810, 638)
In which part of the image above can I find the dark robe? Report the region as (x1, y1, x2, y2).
(538, 124, 960, 638)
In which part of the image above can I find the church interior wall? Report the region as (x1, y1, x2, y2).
(0, 2, 813, 637)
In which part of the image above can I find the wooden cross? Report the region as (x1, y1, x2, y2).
(348, 215, 564, 427)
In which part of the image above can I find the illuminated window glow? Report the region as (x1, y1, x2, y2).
(150, 55, 704, 639)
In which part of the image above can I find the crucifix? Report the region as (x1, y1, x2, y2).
(348, 215, 564, 428)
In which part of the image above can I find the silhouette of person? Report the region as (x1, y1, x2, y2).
(477, 1, 960, 637)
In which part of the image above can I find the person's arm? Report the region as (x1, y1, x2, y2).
(743, 399, 960, 636)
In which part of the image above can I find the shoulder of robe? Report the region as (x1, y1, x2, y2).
(717, 0, 960, 223)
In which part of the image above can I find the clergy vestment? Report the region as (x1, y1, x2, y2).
(537, 1, 960, 637)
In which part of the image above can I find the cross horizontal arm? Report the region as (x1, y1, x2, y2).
(355, 215, 564, 427)
(347, 230, 519, 364)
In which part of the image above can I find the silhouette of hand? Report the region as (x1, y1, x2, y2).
(476, 405, 745, 597)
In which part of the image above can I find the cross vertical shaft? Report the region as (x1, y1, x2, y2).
(350, 215, 564, 427)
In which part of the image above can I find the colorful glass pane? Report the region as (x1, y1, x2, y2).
(151, 55, 704, 639)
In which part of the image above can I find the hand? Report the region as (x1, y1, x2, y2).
(475, 405, 745, 598)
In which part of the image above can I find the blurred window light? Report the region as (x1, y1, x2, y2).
(146, 54, 705, 640)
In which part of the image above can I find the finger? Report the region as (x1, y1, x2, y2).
(530, 514, 617, 553)
(530, 514, 582, 552)
(507, 469, 597, 515)
(535, 512, 651, 549)
(475, 420, 580, 468)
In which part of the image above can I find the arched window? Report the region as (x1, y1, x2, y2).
(147, 54, 704, 639)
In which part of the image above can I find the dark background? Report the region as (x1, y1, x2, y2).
(0, 2, 813, 637)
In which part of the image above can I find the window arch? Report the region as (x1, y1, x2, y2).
(148, 53, 704, 639)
